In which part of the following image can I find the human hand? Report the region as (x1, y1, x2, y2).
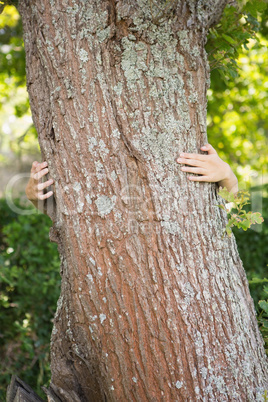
(25, 161, 54, 202)
(177, 143, 238, 193)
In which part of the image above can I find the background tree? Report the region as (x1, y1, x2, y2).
(0, 0, 268, 400)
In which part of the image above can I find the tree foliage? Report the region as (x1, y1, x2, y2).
(233, 188, 268, 355)
(207, 36, 268, 180)
(206, 0, 268, 80)
(218, 187, 264, 236)
(0, 5, 25, 107)
(0, 200, 61, 400)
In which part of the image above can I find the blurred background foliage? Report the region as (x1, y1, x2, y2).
(0, 1, 267, 400)
(0, 200, 60, 399)
(0, 5, 38, 172)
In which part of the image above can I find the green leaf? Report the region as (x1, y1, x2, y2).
(222, 33, 237, 45)
(263, 286, 268, 295)
(251, 212, 264, 224)
(262, 320, 268, 329)
(259, 300, 268, 314)
(244, 0, 268, 18)
(218, 187, 235, 202)
(242, 219, 251, 228)
(249, 277, 268, 285)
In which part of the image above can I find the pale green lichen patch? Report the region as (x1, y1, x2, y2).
(63, 78, 75, 99)
(186, 72, 198, 104)
(121, 37, 148, 89)
(160, 220, 180, 235)
(146, 32, 178, 79)
(111, 171, 118, 181)
(79, 48, 89, 63)
(85, 176, 91, 190)
(95, 195, 115, 218)
(97, 26, 111, 43)
(111, 128, 121, 139)
(176, 52, 185, 70)
(177, 30, 201, 70)
(88, 136, 98, 153)
(206, 375, 228, 395)
(113, 82, 123, 97)
(99, 139, 109, 160)
(197, 104, 207, 134)
(80, 67, 87, 94)
(66, 4, 79, 15)
(139, 115, 183, 168)
(79, 5, 108, 35)
(73, 181, 84, 213)
(86, 273, 93, 282)
(177, 30, 190, 51)
(99, 314, 106, 324)
(128, 34, 136, 41)
(96, 49, 102, 66)
(95, 160, 106, 183)
(175, 380, 183, 389)
(175, 264, 185, 274)
(85, 194, 92, 205)
(200, 367, 208, 379)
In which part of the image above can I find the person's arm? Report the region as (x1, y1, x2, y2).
(177, 143, 238, 194)
(25, 161, 55, 214)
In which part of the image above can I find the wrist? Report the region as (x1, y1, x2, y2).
(25, 188, 36, 202)
(218, 164, 238, 194)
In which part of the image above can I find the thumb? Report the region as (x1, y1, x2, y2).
(201, 143, 217, 155)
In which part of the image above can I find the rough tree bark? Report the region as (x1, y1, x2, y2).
(19, 0, 268, 401)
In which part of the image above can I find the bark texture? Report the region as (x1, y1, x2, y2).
(19, 0, 268, 401)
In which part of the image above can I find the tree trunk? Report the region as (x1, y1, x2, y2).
(19, 0, 268, 400)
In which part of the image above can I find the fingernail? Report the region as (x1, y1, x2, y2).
(44, 162, 48, 166)
(180, 153, 185, 157)
(177, 158, 183, 163)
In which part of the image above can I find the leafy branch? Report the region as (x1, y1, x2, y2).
(218, 189, 267, 355)
(206, 0, 268, 81)
(218, 187, 264, 236)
